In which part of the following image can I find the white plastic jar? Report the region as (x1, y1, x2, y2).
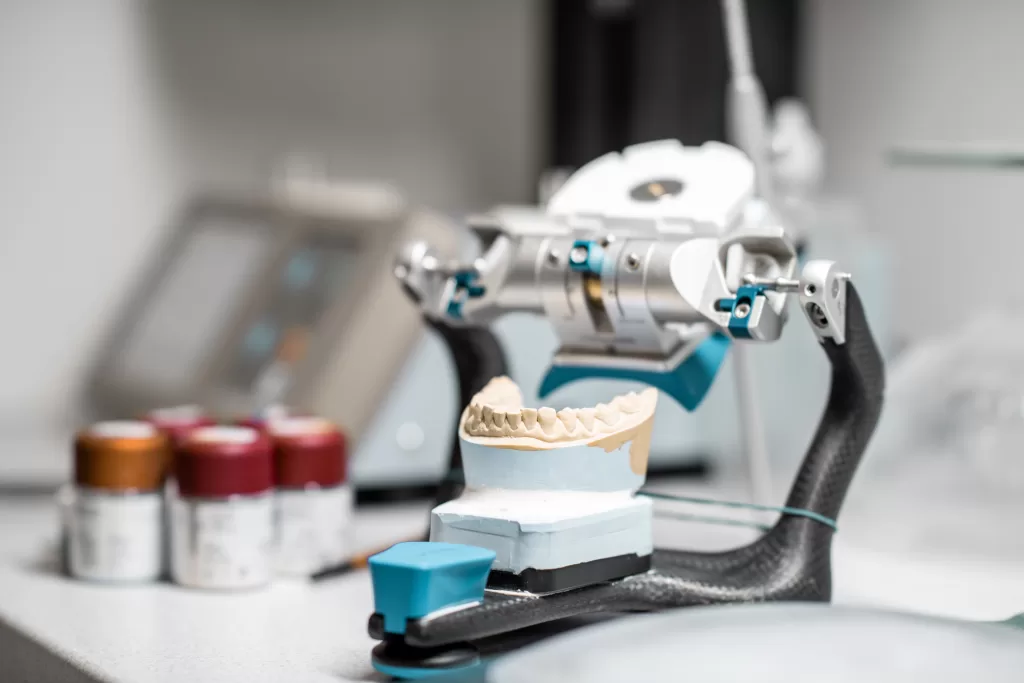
(170, 426, 275, 590)
(269, 417, 352, 576)
(68, 421, 169, 582)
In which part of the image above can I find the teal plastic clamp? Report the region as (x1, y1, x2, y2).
(538, 332, 731, 412)
(368, 542, 496, 635)
(568, 240, 605, 276)
(445, 271, 486, 319)
(718, 284, 768, 340)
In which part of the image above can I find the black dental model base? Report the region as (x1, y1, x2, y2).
(486, 553, 652, 594)
(368, 285, 885, 678)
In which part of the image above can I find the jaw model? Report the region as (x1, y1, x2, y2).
(459, 377, 658, 487)
(430, 377, 660, 593)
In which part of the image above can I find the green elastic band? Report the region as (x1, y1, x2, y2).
(639, 490, 839, 532)
(653, 509, 772, 532)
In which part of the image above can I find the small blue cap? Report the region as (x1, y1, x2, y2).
(369, 542, 496, 635)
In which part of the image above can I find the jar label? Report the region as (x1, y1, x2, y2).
(68, 490, 163, 582)
(171, 495, 273, 589)
(275, 485, 353, 576)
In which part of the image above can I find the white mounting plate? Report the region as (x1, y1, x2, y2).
(1, 476, 1022, 682)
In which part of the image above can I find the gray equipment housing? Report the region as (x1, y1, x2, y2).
(86, 183, 458, 453)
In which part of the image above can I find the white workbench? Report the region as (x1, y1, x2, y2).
(1, 477, 1022, 682)
(0, 495, 430, 683)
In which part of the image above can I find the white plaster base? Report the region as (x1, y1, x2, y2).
(430, 489, 653, 574)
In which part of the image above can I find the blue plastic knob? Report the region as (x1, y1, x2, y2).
(369, 542, 496, 635)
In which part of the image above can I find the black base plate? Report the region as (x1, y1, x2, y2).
(486, 553, 651, 594)
(372, 637, 479, 671)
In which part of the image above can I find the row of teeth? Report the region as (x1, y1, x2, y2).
(460, 378, 654, 441)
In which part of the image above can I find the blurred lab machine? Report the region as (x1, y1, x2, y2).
(83, 176, 462, 491)
(0, 2, 896, 497)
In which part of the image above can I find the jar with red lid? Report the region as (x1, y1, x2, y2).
(269, 417, 351, 576)
(170, 426, 274, 590)
(146, 405, 216, 447)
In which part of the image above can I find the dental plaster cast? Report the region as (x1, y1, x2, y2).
(430, 377, 659, 591)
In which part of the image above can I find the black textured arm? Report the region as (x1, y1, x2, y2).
(783, 281, 885, 521)
(427, 319, 508, 508)
(401, 282, 885, 648)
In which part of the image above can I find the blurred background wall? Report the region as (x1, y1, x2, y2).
(0, 1, 182, 431)
(2, 0, 1023, 434)
(0, 0, 544, 431)
(806, 0, 1024, 337)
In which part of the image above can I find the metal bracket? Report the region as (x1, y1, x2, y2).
(798, 260, 848, 345)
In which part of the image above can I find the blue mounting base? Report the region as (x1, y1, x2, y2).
(371, 658, 482, 680)
(537, 333, 730, 411)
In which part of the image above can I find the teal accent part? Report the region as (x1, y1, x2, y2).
(568, 239, 605, 275)
(243, 320, 278, 356)
(1002, 614, 1024, 630)
(445, 271, 486, 319)
(446, 299, 463, 319)
(284, 251, 317, 289)
(724, 284, 767, 340)
(368, 542, 495, 635)
(453, 271, 486, 298)
(371, 659, 482, 680)
(538, 332, 730, 411)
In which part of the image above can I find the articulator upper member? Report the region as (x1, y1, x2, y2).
(367, 5, 884, 680)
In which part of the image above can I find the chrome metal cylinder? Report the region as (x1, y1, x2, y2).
(643, 242, 706, 325)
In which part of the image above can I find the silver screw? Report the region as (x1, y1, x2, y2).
(570, 246, 589, 264)
(547, 249, 560, 266)
(734, 302, 751, 318)
(626, 253, 641, 270)
(831, 278, 841, 298)
(743, 275, 800, 293)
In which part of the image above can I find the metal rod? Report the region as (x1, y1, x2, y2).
(743, 275, 801, 293)
(732, 344, 774, 510)
(721, 0, 774, 202)
(722, 0, 775, 511)
(722, 0, 756, 78)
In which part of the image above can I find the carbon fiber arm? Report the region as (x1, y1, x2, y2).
(427, 319, 508, 508)
(397, 282, 884, 648)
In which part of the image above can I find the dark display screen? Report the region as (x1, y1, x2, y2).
(118, 221, 271, 389)
(223, 238, 358, 398)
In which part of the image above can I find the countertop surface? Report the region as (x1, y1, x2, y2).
(1, 477, 1022, 682)
(0, 495, 429, 683)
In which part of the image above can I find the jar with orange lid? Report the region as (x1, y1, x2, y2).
(69, 421, 170, 582)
